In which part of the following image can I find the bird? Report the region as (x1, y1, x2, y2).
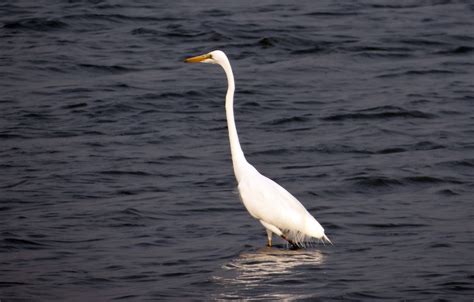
(185, 50, 331, 248)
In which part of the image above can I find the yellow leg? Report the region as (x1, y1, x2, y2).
(266, 229, 272, 247)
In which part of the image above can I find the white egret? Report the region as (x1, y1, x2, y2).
(185, 50, 331, 248)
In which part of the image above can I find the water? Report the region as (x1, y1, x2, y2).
(1, 0, 473, 300)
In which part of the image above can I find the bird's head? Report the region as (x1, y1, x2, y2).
(184, 50, 227, 65)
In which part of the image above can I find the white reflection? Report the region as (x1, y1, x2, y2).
(213, 247, 325, 300)
(223, 247, 325, 283)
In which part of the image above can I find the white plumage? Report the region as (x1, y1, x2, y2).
(185, 50, 331, 247)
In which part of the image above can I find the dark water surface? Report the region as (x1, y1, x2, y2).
(1, 0, 473, 300)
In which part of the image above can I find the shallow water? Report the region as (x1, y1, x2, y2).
(1, 0, 473, 300)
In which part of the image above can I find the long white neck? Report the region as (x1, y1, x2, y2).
(219, 57, 248, 183)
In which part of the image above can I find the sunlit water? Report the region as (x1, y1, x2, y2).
(1, 0, 473, 300)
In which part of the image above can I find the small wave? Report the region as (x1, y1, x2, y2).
(322, 109, 435, 121)
(134, 240, 170, 248)
(158, 155, 196, 161)
(300, 144, 373, 155)
(347, 291, 397, 300)
(131, 27, 159, 36)
(350, 174, 463, 189)
(436, 46, 474, 55)
(121, 207, 144, 216)
(429, 243, 452, 248)
(241, 101, 261, 108)
(264, 115, 310, 125)
(99, 170, 151, 176)
(373, 141, 444, 154)
(399, 38, 447, 47)
(281, 164, 315, 170)
(404, 176, 464, 185)
(370, 3, 423, 9)
(20, 111, 56, 120)
(258, 37, 276, 48)
(108, 222, 146, 228)
(0, 281, 27, 286)
(0, 179, 29, 189)
(291, 45, 328, 55)
(350, 176, 403, 188)
(161, 271, 192, 278)
(362, 223, 427, 229)
(144, 90, 205, 101)
(78, 63, 137, 74)
(403, 69, 456, 76)
(113, 294, 141, 300)
(202, 9, 232, 17)
(436, 280, 474, 292)
(47, 238, 103, 244)
(438, 158, 474, 168)
(3, 18, 68, 31)
(116, 190, 139, 196)
(3, 238, 47, 249)
(64, 13, 163, 23)
(288, 39, 337, 54)
(376, 69, 456, 78)
(246, 35, 336, 54)
(437, 189, 459, 196)
(61, 102, 88, 109)
(249, 147, 290, 156)
(0, 133, 28, 139)
(321, 221, 345, 230)
(188, 206, 242, 213)
(411, 141, 445, 151)
(375, 147, 406, 154)
(303, 11, 359, 17)
(353, 46, 412, 58)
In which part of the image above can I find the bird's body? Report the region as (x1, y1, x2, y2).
(185, 50, 331, 247)
(238, 165, 327, 246)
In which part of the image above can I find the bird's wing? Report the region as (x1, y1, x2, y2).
(237, 170, 311, 233)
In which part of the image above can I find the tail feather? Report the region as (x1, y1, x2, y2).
(322, 234, 333, 245)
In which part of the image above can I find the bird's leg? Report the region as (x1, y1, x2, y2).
(280, 234, 300, 250)
(266, 229, 272, 247)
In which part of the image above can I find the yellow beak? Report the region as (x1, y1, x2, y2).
(184, 53, 211, 63)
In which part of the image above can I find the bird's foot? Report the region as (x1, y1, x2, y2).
(288, 240, 300, 250)
(280, 235, 300, 250)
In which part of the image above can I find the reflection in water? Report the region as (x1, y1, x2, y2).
(213, 247, 325, 300)
(223, 247, 325, 282)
